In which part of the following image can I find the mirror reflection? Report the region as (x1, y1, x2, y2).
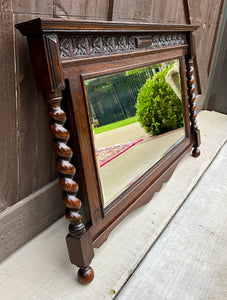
(85, 59, 185, 208)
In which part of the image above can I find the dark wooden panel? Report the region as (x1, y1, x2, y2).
(112, 0, 187, 23)
(0, 180, 64, 263)
(15, 14, 55, 200)
(12, 0, 53, 14)
(0, 12, 18, 210)
(53, 0, 109, 20)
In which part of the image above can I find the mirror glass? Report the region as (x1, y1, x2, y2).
(85, 59, 185, 208)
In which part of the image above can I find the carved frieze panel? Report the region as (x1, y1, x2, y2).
(59, 33, 187, 59)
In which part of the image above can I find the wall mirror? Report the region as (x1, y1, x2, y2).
(84, 59, 185, 209)
(16, 19, 201, 284)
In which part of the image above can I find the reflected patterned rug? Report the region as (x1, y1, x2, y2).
(96, 138, 144, 167)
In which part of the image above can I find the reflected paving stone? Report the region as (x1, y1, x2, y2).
(96, 138, 144, 167)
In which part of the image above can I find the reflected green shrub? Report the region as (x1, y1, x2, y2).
(136, 66, 184, 135)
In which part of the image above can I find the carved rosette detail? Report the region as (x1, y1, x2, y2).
(186, 59, 200, 157)
(44, 92, 86, 238)
(59, 33, 186, 58)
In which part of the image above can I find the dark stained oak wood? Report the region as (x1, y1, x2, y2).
(78, 266, 94, 284)
(186, 58, 201, 157)
(43, 90, 94, 280)
(16, 18, 201, 284)
(15, 18, 199, 35)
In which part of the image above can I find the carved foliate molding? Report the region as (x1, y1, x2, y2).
(59, 33, 187, 59)
(136, 33, 186, 49)
(59, 35, 136, 58)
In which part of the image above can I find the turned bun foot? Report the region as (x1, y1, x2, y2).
(78, 266, 94, 284)
(192, 148, 200, 157)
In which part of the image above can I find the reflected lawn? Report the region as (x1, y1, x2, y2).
(94, 116, 138, 134)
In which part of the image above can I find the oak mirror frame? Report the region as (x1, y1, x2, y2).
(16, 19, 201, 284)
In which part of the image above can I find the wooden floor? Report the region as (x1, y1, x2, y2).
(0, 110, 226, 300)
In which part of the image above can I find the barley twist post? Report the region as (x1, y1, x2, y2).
(186, 59, 201, 157)
(44, 91, 94, 284)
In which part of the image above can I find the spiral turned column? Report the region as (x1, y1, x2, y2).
(186, 59, 201, 157)
(44, 91, 94, 284)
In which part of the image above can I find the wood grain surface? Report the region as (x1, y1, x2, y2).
(112, 0, 187, 23)
(15, 14, 54, 199)
(0, 180, 64, 262)
(12, 0, 53, 14)
(0, 0, 11, 12)
(187, 0, 224, 95)
(53, 0, 109, 20)
(0, 12, 18, 210)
